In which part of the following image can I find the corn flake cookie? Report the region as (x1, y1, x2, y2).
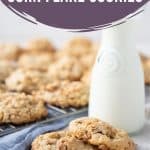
(48, 56, 83, 81)
(0, 60, 17, 83)
(0, 84, 7, 93)
(34, 81, 89, 108)
(62, 37, 95, 57)
(32, 131, 66, 150)
(18, 53, 54, 71)
(6, 69, 50, 93)
(57, 38, 98, 71)
(0, 93, 48, 124)
(32, 131, 100, 150)
(32, 118, 135, 150)
(140, 54, 150, 84)
(0, 43, 22, 61)
(26, 38, 55, 54)
(69, 118, 136, 150)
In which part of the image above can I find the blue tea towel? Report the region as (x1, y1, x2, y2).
(0, 110, 87, 150)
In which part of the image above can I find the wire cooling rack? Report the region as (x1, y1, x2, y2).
(0, 105, 88, 137)
(0, 85, 149, 137)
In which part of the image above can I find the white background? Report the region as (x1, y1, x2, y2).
(0, 1, 150, 54)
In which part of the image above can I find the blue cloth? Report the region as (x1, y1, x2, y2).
(0, 111, 87, 150)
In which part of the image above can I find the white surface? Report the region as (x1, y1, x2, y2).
(0, 2, 150, 53)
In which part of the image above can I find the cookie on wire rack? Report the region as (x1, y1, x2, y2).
(0, 92, 48, 125)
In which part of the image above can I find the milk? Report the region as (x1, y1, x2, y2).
(89, 20, 145, 133)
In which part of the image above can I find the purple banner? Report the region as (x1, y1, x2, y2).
(1, 0, 149, 31)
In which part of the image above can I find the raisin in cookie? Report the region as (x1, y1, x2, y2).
(18, 54, 54, 72)
(69, 117, 135, 150)
(6, 69, 50, 93)
(0, 60, 17, 83)
(48, 56, 83, 81)
(0, 93, 48, 124)
(34, 81, 89, 108)
(32, 131, 98, 150)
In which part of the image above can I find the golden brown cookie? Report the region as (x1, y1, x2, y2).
(32, 117, 135, 150)
(62, 37, 95, 57)
(57, 136, 99, 150)
(6, 69, 50, 93)
(32, 131, 66, 150)
(57, 38, 98, 71)
(0, 43, 22, 60)
(34, 81, 89, 108)
(0, 84, 7, 93)
(81, 70, 91, 85)
(32, 131, 98, 150)
(18, 53, 54, 71)
(0, 60, 17, 83)
(143, 61, 150, 84)
(140, 54, 148, 62)
(79, 52, 97, 70)
(48, 56, 83, 81)
(69, 117, 136, 150)
(78, 42, 98, 70)
(26, 38, 55, 54)
(0, 92, 48, 124)
(140, 54, 150, 84)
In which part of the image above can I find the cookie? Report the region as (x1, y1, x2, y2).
(48, 56, 83, 81)
(34, 81, 89, 108)
(140, 54, 150, 84)
(57, 136, 99, 150)
(38, 80, 62, 92)
(26, 38, 55, 54)
(32, 131, 66, 150)
(6, 69, 50, 93)
(32, 117, 135, 150)
(79, 52, 97, 70)
(140, 54, 148, 62)
(0, 84, 7, 93)
(143, 61, 150, 84)
(57, 38, 98, 71)
(81, 70, 91, 85)
(0, 60, 17, 83)
(18, 54, 54, 71)
(0, 92, 48, 124)
(0, 43, 22, 60)
(32, 131, 98, 150)
(62, 37, 94, 57)
(69, 117, 135, 150)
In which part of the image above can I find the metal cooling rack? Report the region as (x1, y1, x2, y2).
(0, 105, 88, 137)
(0, 85, 149, 137)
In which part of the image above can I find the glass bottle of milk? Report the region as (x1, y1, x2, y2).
(89, 20, 145, 133)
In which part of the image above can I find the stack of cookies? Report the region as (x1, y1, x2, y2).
(0, 37, 98, 125)
(32, 117, 136, 150)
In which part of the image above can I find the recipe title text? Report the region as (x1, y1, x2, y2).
(8, 0, 143, 3)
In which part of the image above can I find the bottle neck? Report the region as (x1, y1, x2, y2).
(101, 21, 136, 52)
